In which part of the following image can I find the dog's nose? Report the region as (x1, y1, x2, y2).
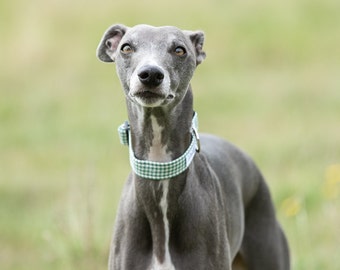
(138, 66, 164, 87)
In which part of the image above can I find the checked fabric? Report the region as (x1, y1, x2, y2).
(118, 113, 200, 180)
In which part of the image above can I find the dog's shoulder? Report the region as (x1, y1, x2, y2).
(199, 133, 263, 202)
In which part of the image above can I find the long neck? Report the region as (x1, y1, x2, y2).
(125, 87, 194, 265)
(127, 87, 194, 163)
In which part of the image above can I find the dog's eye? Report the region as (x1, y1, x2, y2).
(174, 46, 186, 56)
(121, 44, 133, 54)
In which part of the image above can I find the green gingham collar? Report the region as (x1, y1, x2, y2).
(118, 112, 200, 180)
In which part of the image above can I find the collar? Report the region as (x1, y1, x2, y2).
(118, 112, 200, 180)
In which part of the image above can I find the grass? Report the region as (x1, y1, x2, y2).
(1, 0, 339, 269)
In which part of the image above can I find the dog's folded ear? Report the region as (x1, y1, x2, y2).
(184, 31, 206, 66)
(97, 24, 129, 62)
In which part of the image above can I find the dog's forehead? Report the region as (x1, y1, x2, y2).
(124, 25, 188, 46)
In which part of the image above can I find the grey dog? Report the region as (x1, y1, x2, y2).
(97, 24, 290, 270)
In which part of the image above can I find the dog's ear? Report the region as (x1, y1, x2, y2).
(185, 31, 206, 65)
(97, 24, 129, 62)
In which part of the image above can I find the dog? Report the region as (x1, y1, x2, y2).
(97, 24, 290, 270)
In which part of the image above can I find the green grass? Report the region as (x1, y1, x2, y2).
(1, 0, 339, 269)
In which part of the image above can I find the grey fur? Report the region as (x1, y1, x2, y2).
(97, 24, 290, 270)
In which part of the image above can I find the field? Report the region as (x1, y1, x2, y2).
(1, 0, 339, 269)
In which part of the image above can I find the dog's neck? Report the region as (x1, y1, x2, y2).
(126, 87, 194, 165)
(125, 87, 194, 265)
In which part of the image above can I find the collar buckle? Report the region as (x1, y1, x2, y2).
(192, 127, 200, 153)
(118, 121, 130, 146)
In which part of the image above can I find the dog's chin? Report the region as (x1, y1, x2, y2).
(130, 91, 175, 107)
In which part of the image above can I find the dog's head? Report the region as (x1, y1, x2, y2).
(97, 24, 206, 108)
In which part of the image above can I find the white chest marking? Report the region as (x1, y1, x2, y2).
(148, 116, 175, 269)
(151, 180, 175, 270)
(148, 116, 170, 162)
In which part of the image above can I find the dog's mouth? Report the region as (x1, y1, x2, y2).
(133, 90, 164, 100)
(130, 89, 175, 106)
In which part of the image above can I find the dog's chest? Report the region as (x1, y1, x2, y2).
(143, 117, 176, 269)
(145, 180, 175, 270)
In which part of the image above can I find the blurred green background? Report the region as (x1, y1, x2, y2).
(1, 0, 339, 269)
